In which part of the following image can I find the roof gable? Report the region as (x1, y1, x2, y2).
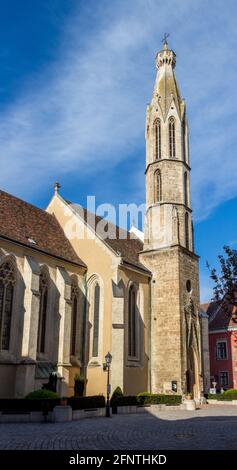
(0, 190, 86, 267)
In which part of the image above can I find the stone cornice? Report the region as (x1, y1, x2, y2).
(145, 158, 191, 175)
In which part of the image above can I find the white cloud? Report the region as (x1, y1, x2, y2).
(0, 0, 237, 221)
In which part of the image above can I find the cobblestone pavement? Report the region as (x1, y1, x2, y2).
(0, 405, 237, 450)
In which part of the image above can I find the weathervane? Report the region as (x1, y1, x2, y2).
(162, 32, 170, 45)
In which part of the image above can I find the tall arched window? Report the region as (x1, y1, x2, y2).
(92, 282, 100, 357)
(128, 284, 137, 357)
(0, 261, 15, 351)
(154, 119, 161, 160)
(184, 172, 188, 206)
(169, 117, 176, 158)
(37, 270, 48, 354)
(182, 121, 186, 162)
(185, 212, 189, 250)
(154, 170, 162, 203)
(71, 280, 79, 356)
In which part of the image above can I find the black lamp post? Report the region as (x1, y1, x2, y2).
(104, 352, 112, 417)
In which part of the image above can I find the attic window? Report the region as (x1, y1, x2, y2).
(27, 237, 37, 245)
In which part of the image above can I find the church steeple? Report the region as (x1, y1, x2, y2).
(144, 39, 192, 252)
(140, 42, 201, 398)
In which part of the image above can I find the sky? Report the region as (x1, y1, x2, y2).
(0, 0, 237, 302)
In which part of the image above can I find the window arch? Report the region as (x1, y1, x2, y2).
(0, 261, 15, 351)
(184, 172, 188, 206)
(182, 120, 186, 162)
(185, 212, 189, 250)
(128, 284, 137, 358)
(70, 279, 79, 356)
(154, 119, 161, 160)
(169, 117, 176, 158)
(154, 170, 162, 203)
(92, 282, 100, 358)
(37, 269, 48, 354)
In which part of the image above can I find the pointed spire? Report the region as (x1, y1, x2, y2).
(153, 39, 183, 118)
(54, 182, 61, 195)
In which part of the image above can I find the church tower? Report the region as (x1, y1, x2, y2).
(140, 40, 202, 398)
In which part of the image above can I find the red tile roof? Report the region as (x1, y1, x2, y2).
(203, 300, 237, 330)
(0, 190, 86, 268)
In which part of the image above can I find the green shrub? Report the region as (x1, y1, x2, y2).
(0, 398, 60, 412)
(223, 389, 237, 395)
(25, 389, 60, 399)
(110, 387, 123, 404)
(68, 395, 105, 410)
(111, 393, 182, 407)
(112, 396, 138, 407)
(207, 393, 237, 401)
(137, 393, 182, 406)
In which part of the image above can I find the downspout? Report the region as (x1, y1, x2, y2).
(148, 277, 152, 393)
(82, 270, 88, 393)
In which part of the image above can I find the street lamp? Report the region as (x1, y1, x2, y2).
(104, 352, 112, 417)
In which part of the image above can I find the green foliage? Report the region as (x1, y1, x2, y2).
(208, 245, 237, 306)
(112, 393, 182, 407)
(137, 393, 182, 406)
(74, 374, 85, 383)
(25, 389, 60, 399)
(208, 393, 237, 401)
(0, 398, 60, 412)
(68, 395, 105, 410)
(110, 387, 123, 402)
(223, 389, 237, 395)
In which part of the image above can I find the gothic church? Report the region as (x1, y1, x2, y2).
(0, 41, 205, 399)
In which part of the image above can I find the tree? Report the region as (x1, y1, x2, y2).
(207, 245, 237, 323)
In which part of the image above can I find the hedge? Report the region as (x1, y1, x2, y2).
(25, 389, 60, 400)
(208, 393, 237, 401)
(0, 395, 105, 412)
(67, 395, 105, 410)
(113, 394, 182, 407)
(0, 398, 60, 412)
(137, 393, 182, 406)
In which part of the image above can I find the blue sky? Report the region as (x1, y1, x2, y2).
(0, 0, 237, 302)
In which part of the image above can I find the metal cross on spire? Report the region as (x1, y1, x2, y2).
(162, 32, 170, 45)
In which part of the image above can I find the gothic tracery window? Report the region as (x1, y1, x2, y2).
(128, 284, 137, 358)
(169, 117, 176, 158)
(37, 270, 48, 354)
(184, 172, 188, 206)
(154, 170, 162, 203)
(92, 282, 100, 358)
(71, 279, 79, 356)
(182, 120, 186, 162)
(0, 261, 15, 351)
(185, 212, 189, 250)
(154, 119, 161, 160)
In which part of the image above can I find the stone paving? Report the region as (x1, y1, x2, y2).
(0, 405, 237, 450)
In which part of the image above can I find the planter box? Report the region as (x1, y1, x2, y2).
(53, 405, 72, 422)
(207, 399, 237, 405)
(117, 405, 137, 415)
(183, 399, 196, 411)
(73, 408, 105, 420)
(0, 412, 31, 423)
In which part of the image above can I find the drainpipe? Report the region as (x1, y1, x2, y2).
(82, 271, 88, 393)
(148, 277, 152, 393)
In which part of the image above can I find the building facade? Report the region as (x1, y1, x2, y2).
(0, 41, 205, 399)
(202, 302, 237, 390)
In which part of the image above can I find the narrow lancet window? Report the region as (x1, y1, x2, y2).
(154, 170, 162, 203)
(169, 117, 176, 158)
(154, 119, 161, 160)
(185, 212, 189, 250)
